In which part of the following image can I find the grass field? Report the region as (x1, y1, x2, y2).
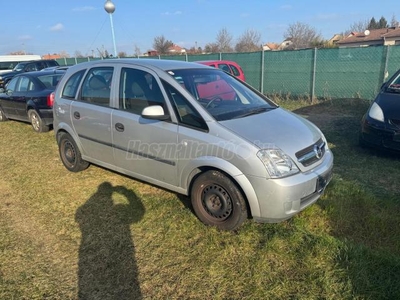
(1, 98, 399, 299)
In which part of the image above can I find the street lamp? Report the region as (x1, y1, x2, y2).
(104, 0, 117, 58)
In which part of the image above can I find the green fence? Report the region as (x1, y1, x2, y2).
(57, 45, 400, 101)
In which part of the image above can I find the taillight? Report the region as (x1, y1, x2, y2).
(47, 92, 55, 107)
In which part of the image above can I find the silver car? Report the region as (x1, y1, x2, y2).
(53, 59, 333, 230)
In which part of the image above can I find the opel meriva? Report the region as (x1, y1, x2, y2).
(53, 59, 333, 230)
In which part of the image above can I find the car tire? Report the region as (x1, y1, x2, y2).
(58, 132, 89, 172)
(28, 109, 49, 133)
(0, 107, 8, 122)
(191, 170, 248, 231)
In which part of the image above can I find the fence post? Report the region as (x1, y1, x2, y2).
(383, 45, 390, 82)
(64, 57, 67, 66)
(311, 48, 317, 103)
(185, 53, 188, 62)
(219, 52, 222, 60)
(260, 49, 265, 94)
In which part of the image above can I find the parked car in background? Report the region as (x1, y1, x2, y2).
(0, 69, 65, 132)
(53, 59, 333, 231)
(360, 69, 400, 152)
(0, 59, 59, 88)
(196, 60, 246, 81)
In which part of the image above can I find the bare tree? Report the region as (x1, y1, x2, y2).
(153, 35, 173, 55)
(118, 51, 127, 58)
(204, 42, 219, 53)
(344, 19, 370, 36)
(284, 22, 322, 49)
(391, 14, 399, 27)
(234, 29, 261, 52)
(74, 50, 84, 58)
(58, 50, 70, 58)
(216, 27, 233, 53)
(133, 45, 141, 57)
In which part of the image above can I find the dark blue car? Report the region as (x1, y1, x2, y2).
(0, 69, 65, 132)
(360, 69, 400, 152)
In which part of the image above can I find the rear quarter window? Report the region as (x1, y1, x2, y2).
(62, 70, 85, 99)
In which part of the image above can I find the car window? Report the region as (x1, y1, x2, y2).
(25, 63, 37, 72)
(47, 61, 58, 67)
(162, 80, 208, 131)
(6, 77, 18, 92)
(229, 64, 241, 77)
(119, 67, 166, 115)
(62, 70, 85, 99)
(80, 67, 113, 106)
(38, 74, 63, 89)
(388, 73, 400, 91)
(218, 64, 232, 74)
(17, 76, 35, 92)
(169, 68, 276, 121)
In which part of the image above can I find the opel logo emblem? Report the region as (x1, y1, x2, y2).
(313, 145, 322, 159)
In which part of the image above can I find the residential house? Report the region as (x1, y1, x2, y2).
(262, 43, 279, 51)
(337, 27, 400, 48)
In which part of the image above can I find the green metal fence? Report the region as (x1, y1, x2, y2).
(56, 45, 400, 100)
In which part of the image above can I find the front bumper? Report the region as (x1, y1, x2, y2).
(248, 150, 333, 223)
(360, 117, 400, 151)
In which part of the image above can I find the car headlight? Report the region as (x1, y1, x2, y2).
(368, 102, 384, 122)
(257, 148, 299, 178)
(0, 76, 2, 80)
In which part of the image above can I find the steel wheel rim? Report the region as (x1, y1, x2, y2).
(62, 140, 77, 168)
(201, 184, 232, 221)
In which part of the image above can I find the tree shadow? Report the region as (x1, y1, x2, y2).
(75, 182, 145, 299)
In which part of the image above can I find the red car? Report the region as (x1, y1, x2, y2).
(196, 60, 246, 81)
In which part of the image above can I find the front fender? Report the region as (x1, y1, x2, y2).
(180, 156, 261, 218)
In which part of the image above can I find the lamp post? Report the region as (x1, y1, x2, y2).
(104, 0, 117, 58)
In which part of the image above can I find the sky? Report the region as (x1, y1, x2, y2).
(1, 0, 398, 57)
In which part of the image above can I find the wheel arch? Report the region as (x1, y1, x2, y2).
(183, 159, 261, 219)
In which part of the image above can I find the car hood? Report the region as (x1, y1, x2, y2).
(219, 107, 323, 159)
(0, 71, 18, 78)
(376, 92, 400, 120)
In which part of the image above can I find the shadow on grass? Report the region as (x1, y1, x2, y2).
(75, 182, 145, 300)
(293, 99, 400, 299)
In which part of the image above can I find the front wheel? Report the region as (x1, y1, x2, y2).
(58, 132, 89, 172)
(191, 170, 248, 231)
(28, 109, 49, 133)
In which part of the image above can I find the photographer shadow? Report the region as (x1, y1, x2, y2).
(76, 182, 145, 299)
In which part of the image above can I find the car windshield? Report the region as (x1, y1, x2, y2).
(168, 68, 277, 121)
(13, 62, 27, 72)
(387, 73, 400, 93)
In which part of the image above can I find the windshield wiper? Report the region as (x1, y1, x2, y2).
(233, 107, 272, 119)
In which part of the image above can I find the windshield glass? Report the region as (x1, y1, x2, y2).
(13, 62, 27, 72)
(168, 69, 277, 121)
(387, 73, 400, 93)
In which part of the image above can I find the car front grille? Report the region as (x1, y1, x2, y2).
(295, 138, 325, 167)
(389, 118, 400, 129)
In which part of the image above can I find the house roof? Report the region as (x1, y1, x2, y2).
(264, 43, 279, 50)
(337, 27, 400, 44)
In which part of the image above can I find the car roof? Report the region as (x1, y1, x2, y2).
(67, 59, 211, 72)
(195, 60, 239, 64)
(14, 69, 66, 77)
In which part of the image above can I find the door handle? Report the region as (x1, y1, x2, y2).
(73, 111, 80, 119)
(115, 123, 124, 132)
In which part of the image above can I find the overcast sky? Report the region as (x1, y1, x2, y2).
(1, 0, 398, 56)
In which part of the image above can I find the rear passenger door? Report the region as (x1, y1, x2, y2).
(70, 66, 115, 165)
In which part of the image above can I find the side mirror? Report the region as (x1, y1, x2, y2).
(141, 105, 170, 121)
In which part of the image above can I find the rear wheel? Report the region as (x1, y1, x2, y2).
(28, 109, 49, 133)
(191, 170, 248, 231)
(58, 132, 89, 172)
(0, 107, 8, 122)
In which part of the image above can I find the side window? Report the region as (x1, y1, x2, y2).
(62, 70, 85, 99)
(119, 68, 166, 115)
(229, 64, 240, 77)
(80, 67, 113, 106)
(162, 80, 208, 131)
(25, 63, 37, 72)
(17, 77, 35, 92)
(6, 77, 18, 92)
(218, 64, 232, 74)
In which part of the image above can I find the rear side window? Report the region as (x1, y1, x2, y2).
(230, 64, 241, 77)
(62, 70, 85, 99)
(80, 67, 113, 106)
